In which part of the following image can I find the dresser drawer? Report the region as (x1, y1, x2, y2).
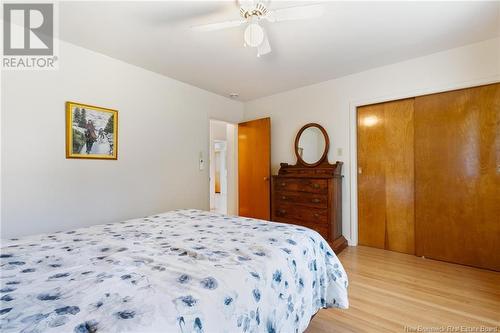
(274, 191, 328, 208)
(274, 178, 328, 194)
(273, 203, 328, 225)
(273, 216, 329, 240)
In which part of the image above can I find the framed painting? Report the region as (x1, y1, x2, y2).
(66, 101, 118, 159)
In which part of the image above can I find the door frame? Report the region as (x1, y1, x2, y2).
(209, 119, 238, 215)
(348, 77, 499, 246)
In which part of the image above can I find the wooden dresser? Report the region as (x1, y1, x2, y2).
(271, 123, 347, 254)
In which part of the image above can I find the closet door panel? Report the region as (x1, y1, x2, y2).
(357, 104, 386, 249)
(384, 99, 415, 254)
(357, 99, 415, 253)
(415, 83, 500, 271)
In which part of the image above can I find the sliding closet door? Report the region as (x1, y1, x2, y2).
(357, 98, 415, 254)
(415, 83, 500, 271)
(357, 104, 386, 249)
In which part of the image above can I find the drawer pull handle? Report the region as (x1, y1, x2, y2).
(312, 183, 320, 189)
(279, 209, 287, 215)
(280, 182, 286, 187)
(313, 213, 319, 218)
(281, 196, 287, 200)
(312, 198, 320, 203)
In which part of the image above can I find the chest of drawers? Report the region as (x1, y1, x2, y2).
(271, 162, 347, 254)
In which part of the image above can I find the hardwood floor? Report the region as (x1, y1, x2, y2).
(306, 246, 500, 333)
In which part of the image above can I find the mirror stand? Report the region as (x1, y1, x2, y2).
(294, 123, 330, 167)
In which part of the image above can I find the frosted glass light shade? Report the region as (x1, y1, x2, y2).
(244, 23, 264, 47)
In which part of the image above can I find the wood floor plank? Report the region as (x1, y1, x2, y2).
(305, 246, 500, 333)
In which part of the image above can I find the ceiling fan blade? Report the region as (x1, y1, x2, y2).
(191, 19, 245, 32)
(257, 31, 271, 57)
(238, 0, 254, 10)
(266, 4, 324, 23)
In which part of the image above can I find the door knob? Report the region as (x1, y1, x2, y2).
(264, 176, 269, 181)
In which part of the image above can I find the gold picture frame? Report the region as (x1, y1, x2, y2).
(66, 101, 118, 160)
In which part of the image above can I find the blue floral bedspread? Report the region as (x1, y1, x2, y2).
(0, 209, 348, 333)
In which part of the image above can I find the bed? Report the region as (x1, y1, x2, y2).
(0, 209, 348, 333)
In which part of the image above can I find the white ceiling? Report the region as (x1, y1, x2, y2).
(60, 1, 500, 101)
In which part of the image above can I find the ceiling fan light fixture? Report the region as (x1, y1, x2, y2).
(193, 1, 325, 57)
(244, 23, 264, 48)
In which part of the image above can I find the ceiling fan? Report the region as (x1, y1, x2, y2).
(191, 1, 324, 57)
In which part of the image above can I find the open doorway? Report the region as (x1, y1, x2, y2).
(213, 140, 227, 213)
(209, 120, 237, 215)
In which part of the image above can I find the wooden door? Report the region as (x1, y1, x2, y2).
(238, 118, 271, 219)
(415, 83, 500, 271)
(357, 99, 415, 254)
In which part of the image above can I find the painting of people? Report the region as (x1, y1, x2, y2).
(66, 102, 118, 159)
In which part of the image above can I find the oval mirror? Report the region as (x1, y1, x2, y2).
(295, 124, 329, 166)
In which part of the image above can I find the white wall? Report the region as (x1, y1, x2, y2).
(2, 37, 498, 241)
(1, 40, 244, 239)
(244, 38, 500, 245)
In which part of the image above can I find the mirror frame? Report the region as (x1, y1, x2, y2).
(294, 123, 330, 167)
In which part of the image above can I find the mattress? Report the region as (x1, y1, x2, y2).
(0, 209, 348, 333)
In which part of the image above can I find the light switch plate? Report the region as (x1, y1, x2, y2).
(337, 148, 343, 156)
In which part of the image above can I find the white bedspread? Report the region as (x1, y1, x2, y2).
(0, 209, 348, 333)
